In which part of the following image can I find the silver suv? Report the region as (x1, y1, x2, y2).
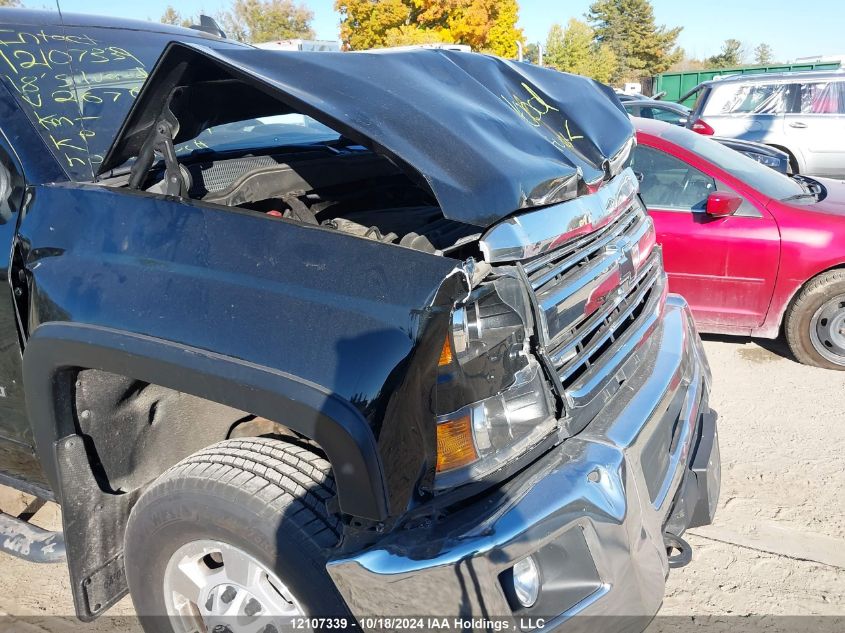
(685, 70, 845, 177)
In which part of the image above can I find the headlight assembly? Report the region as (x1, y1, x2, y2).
(434, 274, 556, 489)
(742, 151, 781, 169)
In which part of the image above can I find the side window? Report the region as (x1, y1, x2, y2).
(645, 106, 687, 126)
(800, 81, 845, 114)
(705, 82, 796, 115)
(631, 145, 715, 211)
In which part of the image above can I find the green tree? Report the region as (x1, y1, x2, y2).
(754, 42, 774, 65)
(544, 19, 616, 83)
(220, 0, 314, 44)
(335, 0, 524, 56)
(707, 38, 743, 68)
(587, 0, 682, 82)
(523, 42, 540, 64)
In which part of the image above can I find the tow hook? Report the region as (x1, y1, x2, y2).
(664, 532, 692, 569)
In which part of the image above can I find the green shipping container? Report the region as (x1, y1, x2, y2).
(655, 62, 842, 106)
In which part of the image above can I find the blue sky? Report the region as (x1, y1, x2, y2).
(51, 0, 845, 62)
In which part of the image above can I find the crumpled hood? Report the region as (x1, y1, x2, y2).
(100, 43, 634, 228)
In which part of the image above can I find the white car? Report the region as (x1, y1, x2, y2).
(684, 70, 845, 177)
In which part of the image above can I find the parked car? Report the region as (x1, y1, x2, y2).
(624, 99, 691, 126)
(620, 100, 789, 171)
(713, 137, 790, 173)
(614, 90, 649, 102)
(632, 117, 845, 369)
(683, 70, 845, 177)
(0, 9, 720, 631)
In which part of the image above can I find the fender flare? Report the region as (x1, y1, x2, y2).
(23, 321, 389, 520)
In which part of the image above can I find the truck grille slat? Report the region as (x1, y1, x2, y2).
(521, 199, 664, 417)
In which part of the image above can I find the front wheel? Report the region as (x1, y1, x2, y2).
(124, 437, 349, 633)
(784, 270, 845, 370)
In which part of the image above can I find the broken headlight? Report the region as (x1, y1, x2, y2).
(434, 275, 556, 489)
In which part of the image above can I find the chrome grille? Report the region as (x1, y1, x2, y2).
(521, 198, 664, 414)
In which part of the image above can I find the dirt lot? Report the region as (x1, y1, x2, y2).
(0, 336, 842, 630)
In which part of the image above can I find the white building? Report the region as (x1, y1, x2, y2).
(254, 40, 341, 52)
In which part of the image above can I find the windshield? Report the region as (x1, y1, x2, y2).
(658, 124, 804, 200)
(0, 21, 219, 180)
(175, 114, 341, 156)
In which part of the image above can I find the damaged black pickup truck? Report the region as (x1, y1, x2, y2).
(0, 9, 720, 632)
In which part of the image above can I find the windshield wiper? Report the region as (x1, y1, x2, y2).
(781, 192, 818, 202)
(782, 176, 820, 202)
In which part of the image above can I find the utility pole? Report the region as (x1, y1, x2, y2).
(537, 43, 543, 67)
(516, 41, 523, 62)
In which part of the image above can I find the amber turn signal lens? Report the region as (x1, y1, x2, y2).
(436, 415, 478, 472)
(438, 336, 453, 367)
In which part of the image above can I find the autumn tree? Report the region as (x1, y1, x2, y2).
(219, 0, 315, 44)
(160, 5, 193, 27)
(335, 0, 524, 57)
(545, 19, 617, 83)
(707, 38, 744, 68)
(0, 0, 21, 7)
(587, 0, 681, 82)
(754, 42, 774, 65)
(667, 51, 707, 72)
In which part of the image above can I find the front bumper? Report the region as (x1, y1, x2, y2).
(327, 295, 720, 631)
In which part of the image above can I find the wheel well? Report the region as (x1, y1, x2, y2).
(778, 264, 845, 333)
(23, 322, 389, 620)
(73, 368, 321, 495)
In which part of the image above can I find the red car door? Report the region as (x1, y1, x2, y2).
(632, 143, 780, 330)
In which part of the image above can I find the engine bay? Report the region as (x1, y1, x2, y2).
(133, 142, 481, 258)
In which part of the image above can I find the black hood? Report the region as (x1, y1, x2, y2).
(100, 43, 634, 228)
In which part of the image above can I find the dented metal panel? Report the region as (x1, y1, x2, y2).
(99, 43, 635, 228)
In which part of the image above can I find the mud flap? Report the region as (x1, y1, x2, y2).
(55, 434, 140, 621)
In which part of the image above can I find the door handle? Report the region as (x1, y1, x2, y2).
(789, 121, 808, 129)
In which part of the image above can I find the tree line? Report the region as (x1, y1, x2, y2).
(159, 0, 778, 83)
(160, 0, 523, 57)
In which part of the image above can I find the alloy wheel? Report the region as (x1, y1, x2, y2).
(163, 539, 303, 633)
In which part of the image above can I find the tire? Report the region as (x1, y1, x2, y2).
(124, 437, 350, 632)
(784, 270, 845, 370)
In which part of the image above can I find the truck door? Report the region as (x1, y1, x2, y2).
(0, 127, 48, 487)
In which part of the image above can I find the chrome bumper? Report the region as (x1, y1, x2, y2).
(327, 295, 719, 631)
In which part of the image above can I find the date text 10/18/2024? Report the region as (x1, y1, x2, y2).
(290, 618, 548, 631)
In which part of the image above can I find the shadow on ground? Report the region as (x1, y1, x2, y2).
(700, 333, 797, 364)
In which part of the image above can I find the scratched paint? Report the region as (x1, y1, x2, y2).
(501, 81, 585, 152)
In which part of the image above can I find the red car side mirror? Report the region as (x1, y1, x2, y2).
(705, 191, 742, 217)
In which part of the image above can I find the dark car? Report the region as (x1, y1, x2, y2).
(713, 137, 790, 173)
(0, 9, 719, 632)
(624, 99, 691, 126)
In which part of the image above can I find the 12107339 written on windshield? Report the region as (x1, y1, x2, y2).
(0, 27, 148, 176)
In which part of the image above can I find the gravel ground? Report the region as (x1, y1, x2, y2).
(0, 336, 842, 630)
(660, 335, 845, 619)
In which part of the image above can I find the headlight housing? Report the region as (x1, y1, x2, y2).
(433, 274, 556, 489)
(742, 151, 782, 169)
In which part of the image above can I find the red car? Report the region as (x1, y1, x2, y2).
(632, 118, 845, 369)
